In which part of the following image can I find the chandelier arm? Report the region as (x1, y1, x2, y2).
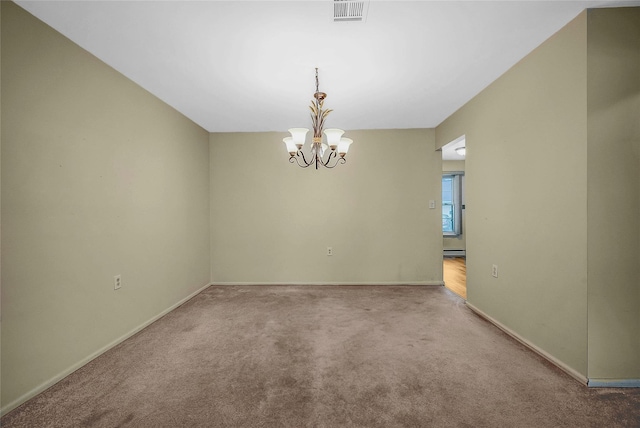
(319, 152, 347, 169)
(319, 150, 335, 167)
(290, 155, 314, 168)
(332, 158, 347, 167)
(297, 150, 314, 167)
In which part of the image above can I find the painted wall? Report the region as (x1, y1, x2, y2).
(210, 129, 443, 285)
(0, 0, 3, 402)
(442, 160, 465, 172)
(442, 160, 465, 251)
(436, 13, 589, 376)
(1, 2, 210, 412)
(586, 7, 640, 381)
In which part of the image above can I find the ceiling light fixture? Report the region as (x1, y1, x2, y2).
(283, 68, 353, 169)
(455, 147, 466, 156)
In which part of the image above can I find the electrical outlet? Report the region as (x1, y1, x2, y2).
(491, 265, 498, 278)
(429, 200, 436, 209)
(114, 274, 122, 290)
(327, 247, 333, 256)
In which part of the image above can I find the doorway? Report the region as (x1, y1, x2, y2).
(441, 136, 467, 299)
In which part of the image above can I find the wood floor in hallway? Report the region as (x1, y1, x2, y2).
(443, 257, 466, 299)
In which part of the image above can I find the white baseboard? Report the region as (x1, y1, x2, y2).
(465, 302, 588, 386)
(443, 250, 466, 257)
(588, 379, 640, 388)
(1, 282, 212, 417)
(210, 281, 445, 286)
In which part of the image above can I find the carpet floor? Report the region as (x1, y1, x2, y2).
(2, 285, 639, 427)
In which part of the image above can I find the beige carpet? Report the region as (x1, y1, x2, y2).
(2, 285, 639, 427)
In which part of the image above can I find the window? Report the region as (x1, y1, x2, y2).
(442, 173, 463, 236)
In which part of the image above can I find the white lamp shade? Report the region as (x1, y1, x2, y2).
(288, 128, 309, 147)
(283, 137, 297, 155)
(323, 128, 345, 150)
(337, 138, 353, 156)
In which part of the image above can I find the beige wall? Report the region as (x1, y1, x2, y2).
(0, 0, 3, 402)
(586, 7, 640, 381)
(442, 160, 465, 172)
(210, 129, 443, 285)
(1, 2, 210, 412)
(436, 12, 589, 376)
(442, 160, 465, 251)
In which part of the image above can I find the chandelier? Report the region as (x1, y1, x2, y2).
(283, 68, 353, 169)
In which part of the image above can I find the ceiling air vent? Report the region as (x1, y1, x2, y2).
(334, 0, 369, 22)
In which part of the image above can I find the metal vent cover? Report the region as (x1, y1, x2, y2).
(334, 0, 369, 22)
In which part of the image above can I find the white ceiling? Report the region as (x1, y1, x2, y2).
(15, 0, 640, 134)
